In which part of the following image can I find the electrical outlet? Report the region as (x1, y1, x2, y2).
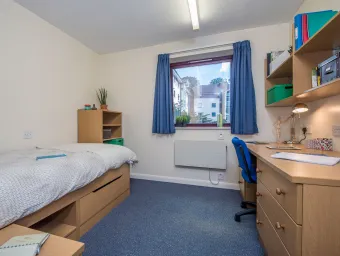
(217, 173, 225, 181)
(218, 132, 224, 140)
(301, 125, 312, 134)
(333, 125, 340, 137)
(23, 131, 33, 139)
(306, 126, 312, 134)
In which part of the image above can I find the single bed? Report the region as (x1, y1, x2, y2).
(0, 143, 137, 239)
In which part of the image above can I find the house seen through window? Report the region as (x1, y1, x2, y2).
(171, 56, 231, 127)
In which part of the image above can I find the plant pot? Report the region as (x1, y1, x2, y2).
(100, 104, 108, 110)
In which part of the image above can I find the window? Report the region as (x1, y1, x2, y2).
(171, 56, 232, 127)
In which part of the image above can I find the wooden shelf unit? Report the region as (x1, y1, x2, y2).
(267, 55, 293, 79)
(295, 13, 340, 55)
(264, 59, 293, 107)
(78, 110, 122, 143)
(265, 13, 340, 107)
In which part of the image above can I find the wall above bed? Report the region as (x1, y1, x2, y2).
(0, 0, 99, 151)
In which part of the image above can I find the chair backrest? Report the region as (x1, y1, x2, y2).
(232, 137, 257, 184)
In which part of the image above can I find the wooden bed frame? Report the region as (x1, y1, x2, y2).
(13, 164, 130, 241)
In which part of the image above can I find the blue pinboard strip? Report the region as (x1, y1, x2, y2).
(36, 154, 67, 161)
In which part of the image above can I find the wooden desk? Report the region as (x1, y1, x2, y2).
(0, 224, 84, 256)
(248, 144, 340, 256)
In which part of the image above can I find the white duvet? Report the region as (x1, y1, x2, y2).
(0, 143, 137, 229)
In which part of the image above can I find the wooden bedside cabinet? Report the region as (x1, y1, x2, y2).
(0, 224, 84, 256)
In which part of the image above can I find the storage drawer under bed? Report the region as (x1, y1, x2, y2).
(79, 166, 130, 225)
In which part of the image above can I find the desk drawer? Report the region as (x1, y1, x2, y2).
(257, 181, 302, 256)
(79, 168, 130, 225)
(257, 203, 290, 256)
(257, 160, 302, 224)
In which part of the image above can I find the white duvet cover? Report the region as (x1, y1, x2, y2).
(0, 144, 137, 229)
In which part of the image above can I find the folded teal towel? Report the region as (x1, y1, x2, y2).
(36, 154, 67, 161)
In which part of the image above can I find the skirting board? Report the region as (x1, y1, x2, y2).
(130, 173, 239, 190)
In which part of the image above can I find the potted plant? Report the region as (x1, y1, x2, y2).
(176, 116, 184, 127)
(96, 88, 108, 110)
(183, 114, 191, 126)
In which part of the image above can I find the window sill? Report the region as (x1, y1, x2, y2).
(176, 127, 231, 130)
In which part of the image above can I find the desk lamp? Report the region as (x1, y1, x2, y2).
(290, 103, 309, 143)
(274, 103, 309, 144)
(292, 103, 309, 114)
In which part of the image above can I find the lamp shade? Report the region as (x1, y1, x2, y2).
(292, 103, 309, 114)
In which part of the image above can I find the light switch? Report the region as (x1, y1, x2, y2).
(23, 131, 33, 139)
(333, 125, 340, 137)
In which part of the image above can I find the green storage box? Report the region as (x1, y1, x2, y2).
(267, 84, 293, 105)
(104, 138, 124, 146)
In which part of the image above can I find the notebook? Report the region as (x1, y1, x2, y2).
(0, 233, 49, 256)
(271, 152, 340, 166)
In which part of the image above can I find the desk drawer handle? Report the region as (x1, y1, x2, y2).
(275, 222, 285, 230)
(238, 181, 243, 184)
(256, 168, 262, 174)
(256, 192, 262, 197)
(256, 220, 263, 225)
(276, 188, 285, 195)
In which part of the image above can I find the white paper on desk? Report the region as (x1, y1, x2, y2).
(271, 152, 340, 166)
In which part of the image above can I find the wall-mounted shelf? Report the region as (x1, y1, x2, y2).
(296, 78, 340, 102)
(267, 78, 340, 108)
(265, 12, 340, 107)
(267, 56, 293, 79)
(266, 96, 296, 107)
(295, 13, 340, 55)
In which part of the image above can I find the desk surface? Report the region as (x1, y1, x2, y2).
(0, 224, 84, 256)
(247, 144, 340, 187)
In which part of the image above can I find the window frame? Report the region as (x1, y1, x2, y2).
(170, 55, 232, 128)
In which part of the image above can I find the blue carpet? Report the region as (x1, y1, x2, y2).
(81, 179, 264, 256)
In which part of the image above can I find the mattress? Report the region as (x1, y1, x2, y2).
(0, 143, 137, 229)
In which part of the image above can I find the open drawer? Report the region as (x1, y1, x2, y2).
(79, 166, 130, 224)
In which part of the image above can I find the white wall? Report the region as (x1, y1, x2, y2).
(0, 0, 99, 151)
(296, 0, 340, 151)
(296, 0, 340, 13)
(97, 23, 293, 188)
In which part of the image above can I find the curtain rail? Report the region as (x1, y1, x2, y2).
(169, 42, 234, 56)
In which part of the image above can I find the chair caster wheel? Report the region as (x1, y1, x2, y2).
(234, 215, 241, 222)
(241, 202, 247, 209)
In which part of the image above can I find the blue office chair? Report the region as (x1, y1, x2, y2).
(232, 137, 257, 222)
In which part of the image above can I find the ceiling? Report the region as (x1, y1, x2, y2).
(15, 0, 303, 54)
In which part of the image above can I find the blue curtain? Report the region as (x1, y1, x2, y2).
(152, 54, 175, 134)
(230, 41, 258, 134)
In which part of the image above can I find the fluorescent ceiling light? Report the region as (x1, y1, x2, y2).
(187, 0, 199, 30)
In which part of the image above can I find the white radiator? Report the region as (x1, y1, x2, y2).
(174, 140, 227, 170)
